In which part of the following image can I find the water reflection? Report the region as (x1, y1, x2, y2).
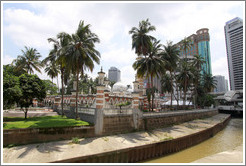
(144, 118, 243, 163)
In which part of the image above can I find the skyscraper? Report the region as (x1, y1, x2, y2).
(176, 28, 212, 75)
(214, 75, 226, 92)
(225, 79, 229, 92)
(108, 67, 121, 83)
(224, 17, 243, 90)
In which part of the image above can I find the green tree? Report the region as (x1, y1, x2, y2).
(161, 41, 180, 109)
(18, 74, 46, 119)
(66, 20, 100, 119)
(161, 73, 172, 97)
(3, 64, 25, 77)
(133, 40, 164, 111)
(129, 18, 156, 56)
(177, 60, 194, 107)
(109, 81, 116, 92)
(42, 79, 59, 95)
(44, 62, 59, 83)
(3, 72, 22, 109)
(180, 37, 193, 60)
(12, 46, 43, 74)
(178, 37, 193, 108)
(190, 54, 205, 108)
(203, 73, 217, 93)
(43, 32, 72, 116)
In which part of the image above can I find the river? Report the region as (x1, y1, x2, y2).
(144, 118, 243, 163)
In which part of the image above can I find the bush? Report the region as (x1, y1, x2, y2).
(71, 137, 80, 144)
(116, 101, 131, 109)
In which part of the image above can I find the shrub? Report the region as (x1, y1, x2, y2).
(71, 137, 80, 144)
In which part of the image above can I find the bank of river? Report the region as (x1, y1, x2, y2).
(144, 118, 243, 163)
(3, 114, 230, 163)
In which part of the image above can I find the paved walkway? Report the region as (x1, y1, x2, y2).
(3, 114, 232, 163)
(3, 110, 58, 118)
(192, 144, 243, 163)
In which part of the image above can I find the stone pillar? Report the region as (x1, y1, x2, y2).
(96, 86, 105, 109)
(70, 93, 76, 118)
(95, 67, 106, 136)
(133, 81, 139, 92)
(132, 92, 140, 109)
(143, 96, 148, 110)
(135, 74, 144, 97)
(104, 90, 110, 108)
(33, 98, 38, 107)
(53, 97, 61, 112)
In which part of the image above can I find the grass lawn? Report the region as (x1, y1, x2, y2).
(3, 116, 90, 129)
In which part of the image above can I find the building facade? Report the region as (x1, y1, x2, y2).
(108, 67, 121, 83)
(224, 17, 243, 90)
(225, 79, 229, 92)
(214, 75, 226, 92)
(176, 28, 212, 75)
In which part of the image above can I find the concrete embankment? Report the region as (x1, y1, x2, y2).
(3, 114, 230, 163)
(192, 144, 243, 163)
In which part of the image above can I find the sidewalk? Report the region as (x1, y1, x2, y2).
(3, 110, 58, 117)
(192, 144, 243, 163)
(3, 114, 230, 163)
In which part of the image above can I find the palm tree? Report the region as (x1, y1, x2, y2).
(191, 54, 205, 108)
(180, 37, 193, 60)
(129, 18, 156, 56)
(133, 40, 164, 111)
(109, 81, 116, 92)
(66, 20, 100, 119)
(44, 62, 59, 84)
(129, 19, 157, 108)
(43, 32, 72, 116)
(161, 72, 172, 95)
(12, 46, 43, 74)
(177, 60, 194, 107)
(161, 41, 180, 109)
(178, 37, 193, 108)
(203, 73, 217, 93)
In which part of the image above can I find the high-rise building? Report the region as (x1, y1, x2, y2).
(224, 17, 243, 90)
(176, 28, 212, 75)
(214, 75, 226, 92)
(225, 79, 229, 92)
(108, 67, 121, 83)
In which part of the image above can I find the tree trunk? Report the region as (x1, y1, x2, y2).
(76, 68, 79, 120)
(24, 108, 28, 119)
(175, 79, 179, 110)
(184, 79, 187, 108)
(61, 68, 64, 117)
(170, 73, 173, 110)
(151, 74, 154, 112)
(57, 76, 59, 93)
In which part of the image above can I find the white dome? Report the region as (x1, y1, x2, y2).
(112, 81, 127, 92)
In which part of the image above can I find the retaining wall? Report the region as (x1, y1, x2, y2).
(142, 109, 218, 130)
(56, 109, 95, 124)
(3, 126, 95, 146)
(51, 114, 231, 163)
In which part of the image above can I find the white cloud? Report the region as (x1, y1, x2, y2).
(120, 65, 136, 86)
(212, 57, 229, 81)
(2, 54, 14, 65)
(2, 1, 244, 84)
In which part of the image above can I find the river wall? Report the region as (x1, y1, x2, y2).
(51, 114, 230, 163)
(3, 109, 218, 146)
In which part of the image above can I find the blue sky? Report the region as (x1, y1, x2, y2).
(1, 1, 244, 87)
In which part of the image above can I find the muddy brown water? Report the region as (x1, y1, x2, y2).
(144, 118, 243, 163)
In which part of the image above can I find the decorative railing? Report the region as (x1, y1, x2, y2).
(78, 107, 96, 115)
(103, 108, 133, 115)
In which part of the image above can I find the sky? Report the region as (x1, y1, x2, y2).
(1, 1, 245, 88)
